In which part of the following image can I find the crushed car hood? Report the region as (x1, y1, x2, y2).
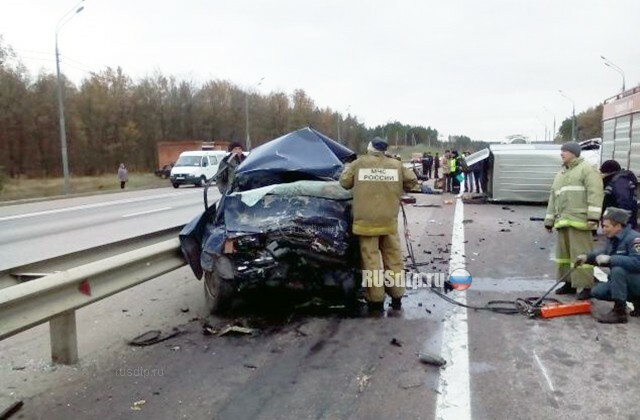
(235, 127, 357, 191)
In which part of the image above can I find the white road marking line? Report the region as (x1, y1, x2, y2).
(121, 207, 172, 218)
(0, 191, 197, 222)
(533, 351, 555, 392)
(436, 196, 471, 420)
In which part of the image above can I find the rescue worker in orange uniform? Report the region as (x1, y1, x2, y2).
(339, 137, 418, 314)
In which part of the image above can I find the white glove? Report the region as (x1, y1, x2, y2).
(595, 255, 611, 266)
(575, 255, 588, 266)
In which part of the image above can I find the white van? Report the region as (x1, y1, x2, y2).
(170, 150, 228, 188)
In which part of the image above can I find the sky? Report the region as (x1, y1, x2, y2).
(1, 0, 639, 142)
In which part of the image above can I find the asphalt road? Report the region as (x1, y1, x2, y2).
(0, 185, 216, 270)
(2, 189, 640, 419)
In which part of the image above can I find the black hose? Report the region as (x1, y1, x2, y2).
(400, 203, 565, 316)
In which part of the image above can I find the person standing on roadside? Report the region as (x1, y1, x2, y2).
(215, 142, 246, 193)
(441, 150, 451, 193)
(117, 163, 128, 189)
(544, 142, 604, 300)
(434, 152, 440, 179)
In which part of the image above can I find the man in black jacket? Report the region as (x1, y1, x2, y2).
(600, 160, 638, 230)
(215, 142, 246, 193)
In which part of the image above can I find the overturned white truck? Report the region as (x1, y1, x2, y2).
(465, 143, 600, 203)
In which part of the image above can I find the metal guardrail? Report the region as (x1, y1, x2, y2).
(0, 226, 188, 364)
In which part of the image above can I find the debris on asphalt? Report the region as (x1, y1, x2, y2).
(443, 200, 453, 205)
(131, 400, 146, 411)
(390, 338, 403, 347)
(202, 323, 216, 336)
(500, 229, 511, 233)
(529, 217, 545, 221)
(418, 352, 447, 367)
(128, 329, 182, 347)
(0, 400, 24, 420)
(357, 375, 371, 393)
(427, 233, 445, 237)
(502, 206, 511, 210)
(218, 326, 255, 337)
(180, 307, 190, 313)
(413, 204, 442, 208)
(399, 380, 423, 390)
(462, 219, 473, 224)
(11, 366, 25, 371)
(243, 364, 258, 370)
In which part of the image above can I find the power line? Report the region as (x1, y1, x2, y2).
(13, 48, 53, 56)
(60, 54, 95, 71)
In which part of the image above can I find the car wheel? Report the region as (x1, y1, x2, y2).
(204, 270, 234, 315)
(197, 176, 207, 187)
(172, 182, 180, 188)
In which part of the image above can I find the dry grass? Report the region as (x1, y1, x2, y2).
(0, 173, 171, 202)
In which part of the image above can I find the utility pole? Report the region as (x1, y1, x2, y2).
(55, 0, 85, 194)
(559, 90, 576, 141)
(544, 107, 556, 142)
(245, 77, 264, 150)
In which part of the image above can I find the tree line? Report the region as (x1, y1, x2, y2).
(4, 32, 596, 179)
(0, 37, 446, 178)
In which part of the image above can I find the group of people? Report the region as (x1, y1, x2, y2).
(545, 141, 639, 324)
(430, 150, 485, 194)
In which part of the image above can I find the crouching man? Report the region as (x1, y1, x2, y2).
(577, 207, 640, 324)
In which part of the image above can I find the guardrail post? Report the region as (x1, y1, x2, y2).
(49, 310, 78, 364)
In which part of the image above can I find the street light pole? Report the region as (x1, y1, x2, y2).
(245, 77, 264, 151)
(600, 56, 625, 93)
(543, 107, 556, 142)
(536, 117, 548, 141)
(558, 90, 576, 141)
(55, 1, 84, 195)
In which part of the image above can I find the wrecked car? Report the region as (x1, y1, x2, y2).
(179, 127, 360, 314)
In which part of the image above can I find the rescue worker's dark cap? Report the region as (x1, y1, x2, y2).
(228, 142, 244, 152)
(600, 160, 621, 174)
(603, 207, 630, 226)
(371, 137, 388, 151)
(561, 141, 581, 157)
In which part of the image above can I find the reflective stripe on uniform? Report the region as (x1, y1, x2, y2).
(555, 185, 586, 196)
(588, 206, 602, 214)
(554, 219, 589, 229)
